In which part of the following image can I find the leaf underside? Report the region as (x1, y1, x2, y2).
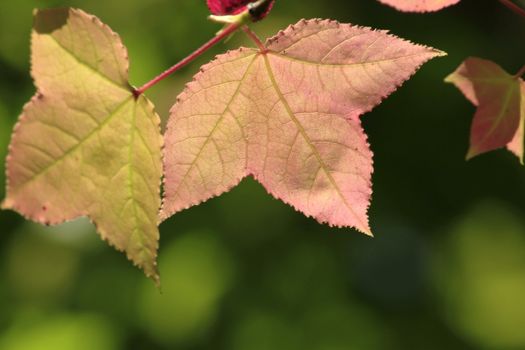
(162, 19, 444, 234)
(378, 0, 460, 12)
(2, 8, 163, 283)
(446, 57, 524, 162)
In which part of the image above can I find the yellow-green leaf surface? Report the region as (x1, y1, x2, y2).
(2, 8, 162, 283)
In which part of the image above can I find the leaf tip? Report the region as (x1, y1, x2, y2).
(150, 271, 161, 290)
(444, 73, 454, 84)
(143, 251, 162, 288)
(0, 195, 15, 211)
(433, 49, 448, 58)
(360, 226, 374, 237)
(466, 147, 480, 161)
(354, 215, 373, 236)
(508, 147, 525, 165)
(131, 253, 161, 289)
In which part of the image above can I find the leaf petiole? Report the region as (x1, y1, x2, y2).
(135, 0, 274, 97)
(134, 22, 241, 97)
(242, 26, 267, 52)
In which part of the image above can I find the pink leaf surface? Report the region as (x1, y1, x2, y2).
(378, 0, 460, 12)
(446, 57, 524, 161)
(2, 8, 163, 283)
(162, 19, 444, 234)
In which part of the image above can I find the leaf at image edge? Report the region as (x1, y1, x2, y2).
(2, 8, 163, 284)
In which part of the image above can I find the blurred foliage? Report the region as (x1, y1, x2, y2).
(0, 312, 121, 350)
(431, 202, 525, 349)
(139, 230, 235, 345)
(1, 0, 525, 349)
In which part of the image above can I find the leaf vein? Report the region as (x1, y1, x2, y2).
(263, 54, 367, 229)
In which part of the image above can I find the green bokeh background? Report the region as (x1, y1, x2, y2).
(1, 1, 525, 349)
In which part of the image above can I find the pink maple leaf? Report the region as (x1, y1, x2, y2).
(161, 19, 444, 234)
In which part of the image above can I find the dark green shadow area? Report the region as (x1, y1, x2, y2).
(33, 8, 69, 34)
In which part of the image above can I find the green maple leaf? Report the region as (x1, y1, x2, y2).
(2, 8, 163, 284)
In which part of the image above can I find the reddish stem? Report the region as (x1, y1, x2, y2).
(135, 22, 241, 96)
(242, 26, 267, 52)
(515, 64, 525, 78)
(499, 0, 525, 18)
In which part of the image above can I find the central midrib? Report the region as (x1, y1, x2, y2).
(262, 53, 369, 232)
